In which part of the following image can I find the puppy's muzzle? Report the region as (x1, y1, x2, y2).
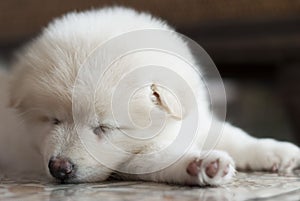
(48, 156, 76, 182)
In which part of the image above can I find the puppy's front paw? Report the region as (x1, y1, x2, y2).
(186, 151, 235, 186)
(250, 139, 300, 173)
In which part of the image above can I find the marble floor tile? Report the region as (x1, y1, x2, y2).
(0, 172, 300, 201)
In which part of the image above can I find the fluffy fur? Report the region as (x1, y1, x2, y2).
(0, 7, 299, 186)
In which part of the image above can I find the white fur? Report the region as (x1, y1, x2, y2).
(0, 7, 299, 185)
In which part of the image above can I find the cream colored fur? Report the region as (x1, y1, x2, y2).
(0, 7, 299, 185)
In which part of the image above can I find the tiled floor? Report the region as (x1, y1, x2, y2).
(1, 172, 300, 201)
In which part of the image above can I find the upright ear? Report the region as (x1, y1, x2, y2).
(150, 84, 182, 120)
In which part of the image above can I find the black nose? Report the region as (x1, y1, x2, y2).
(48, 156, 75, 181)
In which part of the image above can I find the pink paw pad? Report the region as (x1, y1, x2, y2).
(205, 160, 219, 178)
(186, 160, 202, 176)
(187, 159, 230, 179)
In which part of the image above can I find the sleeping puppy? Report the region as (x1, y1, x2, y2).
(0, 7, 299, 186)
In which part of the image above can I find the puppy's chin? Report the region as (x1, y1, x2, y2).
(45, 166, 112, 184)
(43, 153, 113, 183)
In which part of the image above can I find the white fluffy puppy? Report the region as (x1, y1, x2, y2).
(1, 7, 300, 186)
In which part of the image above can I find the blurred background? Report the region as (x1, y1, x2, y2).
(0, 0, 299, 144)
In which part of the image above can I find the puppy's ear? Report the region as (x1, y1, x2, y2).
(151, 84, 182, 120)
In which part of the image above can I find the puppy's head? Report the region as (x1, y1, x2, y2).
(8, 7, 209, 181)
(9, 38, 186, 183)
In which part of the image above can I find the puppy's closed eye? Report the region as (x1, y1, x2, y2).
(51, 118, 61, 125)
(93, 125, 112, 136)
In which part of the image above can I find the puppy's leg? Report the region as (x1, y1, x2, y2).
(118, 149, 235, 186)
(216, 123, 300, 173)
